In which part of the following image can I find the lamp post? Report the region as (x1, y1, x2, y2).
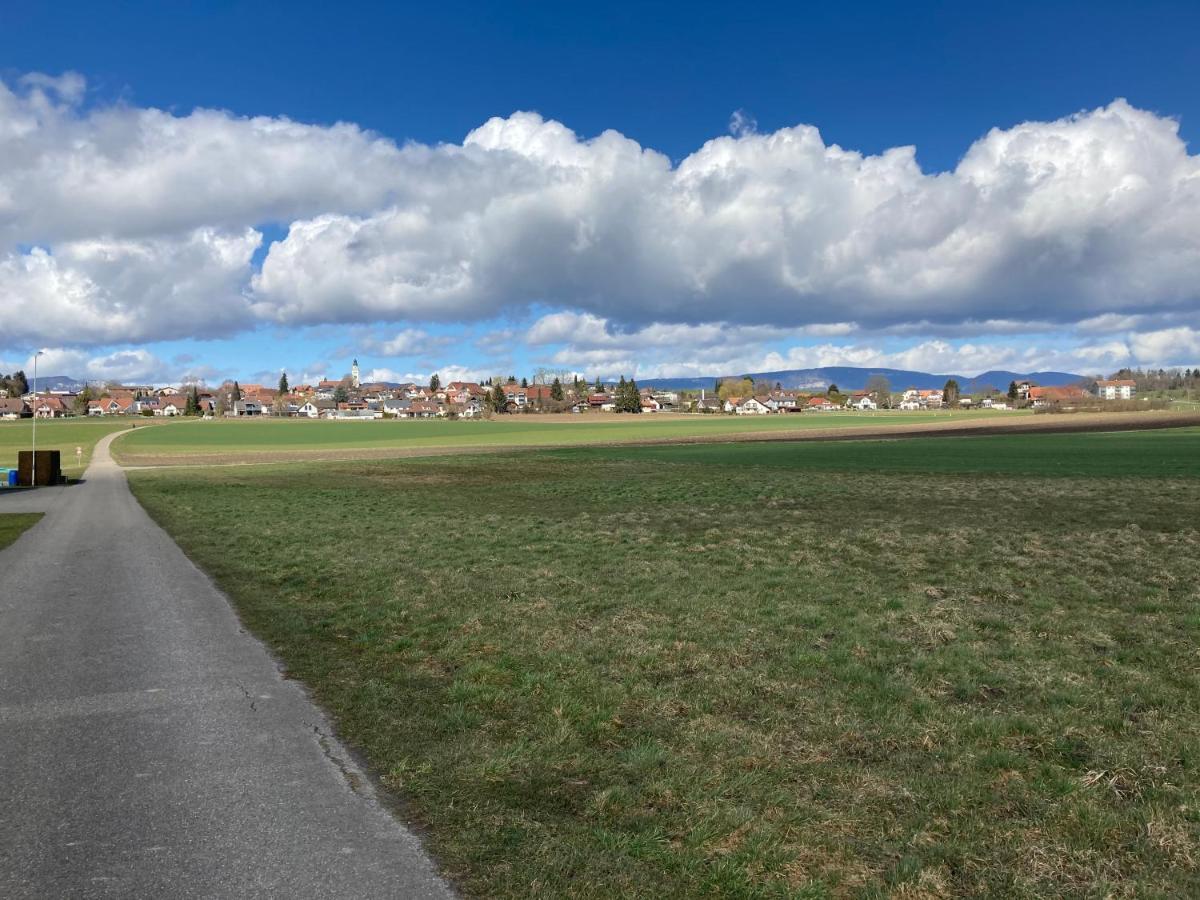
(31, 350, 44, 482)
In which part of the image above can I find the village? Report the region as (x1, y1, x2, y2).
(0, 357, 1152, 421)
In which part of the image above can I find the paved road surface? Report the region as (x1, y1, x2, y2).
(0, 432, 454, 899)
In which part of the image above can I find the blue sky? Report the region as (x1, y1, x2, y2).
(3, 0, 1200, 385)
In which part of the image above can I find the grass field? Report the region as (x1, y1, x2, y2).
(0, 418, 149, 478)
(111, 410, 1016, 464)
(129, 428, 1200, 898)
(0, 513, 43, 550)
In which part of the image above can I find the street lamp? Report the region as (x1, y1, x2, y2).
(31, 350, 44, 481)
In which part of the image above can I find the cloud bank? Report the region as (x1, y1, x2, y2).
(3, 72, 1199, 372)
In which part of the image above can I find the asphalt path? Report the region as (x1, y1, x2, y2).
(0, 432, 454, 898)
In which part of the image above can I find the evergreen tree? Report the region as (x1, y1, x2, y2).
(74, 385, 95, 414)
(334, 384, 349, 403)
(429, 373, 441, 392)
(827, 383, 838, 395)
(279, 371, 289, 394)
(185, 385, 200, 416)
(942, 379, 960, 405)
(232, 381, 243, 402)
(1007, 380, 1019, 401)
(550, 377, 564, 401)
(508, 375, 517, 384)
(490, 382, 508, 413)
(624, 379, 643, 413)
(520, 376, 528, 388)
(594, 376, 603, 392)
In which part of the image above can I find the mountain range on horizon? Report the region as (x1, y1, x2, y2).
(633, 366, 1089, 393)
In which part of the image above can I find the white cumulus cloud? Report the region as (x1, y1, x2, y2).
(2, 71, 1199, 365)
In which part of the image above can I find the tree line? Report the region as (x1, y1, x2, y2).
(0, 370, 29, 397)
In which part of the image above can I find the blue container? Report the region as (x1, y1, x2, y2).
(6, 469, 16, 487)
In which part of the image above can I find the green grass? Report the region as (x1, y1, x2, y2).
(0, 418, 148, 478)
(112, 410, 1015, 461)
(0, 513, 44, 550)
(129, 429, 1200, 898)
(561, 427, 1200, 478)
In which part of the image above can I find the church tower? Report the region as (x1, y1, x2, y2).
(351, 359, 360, 389)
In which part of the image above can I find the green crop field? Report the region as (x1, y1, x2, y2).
(129, 428, 1200, 898)
(0, 418, 150, 478)
(111, 410, 1014, 464)
(569, 426, 1200, 478)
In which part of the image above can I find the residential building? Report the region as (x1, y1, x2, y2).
(1096, 379, 1136, 400)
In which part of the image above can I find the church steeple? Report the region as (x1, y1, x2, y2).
(351, 358, 360, 389)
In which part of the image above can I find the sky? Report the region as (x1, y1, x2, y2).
(3, 0, 1200, 386)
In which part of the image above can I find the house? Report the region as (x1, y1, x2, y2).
(722, 396, 743, 413)
(1096, 379, 1136, 400)
(297, 400, 334, 418)
(768, 391, 801, 412)
(641, 396, 662, 412)
(160, 399, 187, 416)
(32, 395, 70, 418)
(501, 384, 553, 408)
(1014, 380, 1036, 401)
(455, 397, 483, 418)
(901, 389, 944, 409)
(0, 399, 30, 419)
(848, 393, 878, 410)
(407, 402, 439, 418)
(92, 397, 134, 416)
(587, 393, 610, 410)
(231, 399, 264, 416)
(694, 396, 722, 413)
(1028, 386, 1090, 408)
(736, 397, 772, 415)
(806, 396, 836, 412)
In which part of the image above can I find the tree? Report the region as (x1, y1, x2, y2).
(333, 384, 349, 403)
(593, 376, 603, 392)
(508, 375, 517, 384)
(622, 378, 643, 413)
(718, 377, 754, 403)
(520, 376, 528, 388)
(9, 370, 29, 396)
(490, 382, 508, 413)
(865, 374, 892, 407)
(429, 373, 441, 392)
(185, 385, 200, 416)
(278, 371, 289, 394)
(232, 381, 243, 402)
(1008, 380, 1019, 402)
(827, 383, 839, 395)
(943, 379, 960, 405)
(73, 385, 95, 414)
(550, 377, 564, 401)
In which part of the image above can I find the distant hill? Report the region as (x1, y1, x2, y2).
(27, 374, 87, 393)
(635, 366, 1088, 392)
